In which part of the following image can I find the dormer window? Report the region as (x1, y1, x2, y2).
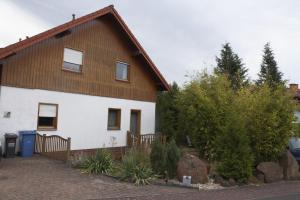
(116, 62, 129, 81)
(63, 48, 83, 72)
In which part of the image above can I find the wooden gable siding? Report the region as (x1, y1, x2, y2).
(1, 17, 158, 102)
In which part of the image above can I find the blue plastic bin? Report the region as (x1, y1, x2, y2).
(19, 131, 36, 157)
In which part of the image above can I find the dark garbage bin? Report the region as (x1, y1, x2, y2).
(5, 133, 18, 158)
(19, 131, 36, 157)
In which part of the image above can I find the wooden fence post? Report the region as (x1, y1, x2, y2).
(42, 134, 46, 154)
(66, 137, 71, 161)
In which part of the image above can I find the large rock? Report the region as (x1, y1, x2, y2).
(279, 150, 300, 180)
(256, 162, 283, 183)
(177, 154, 208, 184)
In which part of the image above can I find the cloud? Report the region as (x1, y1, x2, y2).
(0, 1, 50, 47)
(1, 0, 300, 85)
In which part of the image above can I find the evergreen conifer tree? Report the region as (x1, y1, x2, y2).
(257, 43, 284, 88)
(156, 82, 180, 140)
(215, 43, 248, 90)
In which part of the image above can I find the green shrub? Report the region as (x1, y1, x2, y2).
(177, 73, 234, 160)
(82, 149, 114, 175)
(150, 139, 166, 175)
(177, 73, 254, 182)
(130, 165, 155, 185)
(150, 139, 180, 178)
(165, 139, 181, 178)
(156, 70, 295, 182)
(241, 85, 295, 164)
(215, 110, 254, 183)
(293, 123, 300, 137)
(156, 82, 180, 141)
(120, 149, 155, 185)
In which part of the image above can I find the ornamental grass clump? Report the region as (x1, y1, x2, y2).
(82, 149, 114, 175)
(120, 148, 155, 185)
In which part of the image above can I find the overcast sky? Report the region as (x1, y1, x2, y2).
(1, 0, 300, 85)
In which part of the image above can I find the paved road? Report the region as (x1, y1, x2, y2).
(1, 156, 300, 200)
(256, 193, 300, 200)
(102, 192, 300, 200)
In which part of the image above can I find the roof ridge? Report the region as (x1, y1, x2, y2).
(0, 5, 113, 56)
(0, 5, 170, 90)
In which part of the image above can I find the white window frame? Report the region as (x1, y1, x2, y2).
(63, 47, 83, 73)
(37, 103, 58, 131)
(116, 61, 129, 81)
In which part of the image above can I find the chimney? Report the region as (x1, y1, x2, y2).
(19, 38, 22, 42)
(72, 14, 75, 20)
(289, 83, 299, 94)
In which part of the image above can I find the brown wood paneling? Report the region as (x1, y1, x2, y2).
(1, 17, 158, 102)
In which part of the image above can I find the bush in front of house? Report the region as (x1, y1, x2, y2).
(156, 82, 181, 141)
(150, 139, 166, 175)
(214, 111, 254, 183)
(174, 71, 296, 183)
(82, 149, 114, 175)
(241, 85, 295, 164)
(165, 139, 181, 179)
(120, 149, 155, 185)
(150, 139, 180, 179)
(177, 73, 235, 161)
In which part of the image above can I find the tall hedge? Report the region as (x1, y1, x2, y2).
(214, 103, 253, 183)
(176, 72, 295, 182)
(177, 73, 234, 160)
(156, 82, 180, 140)
(241, 84, 295, 164)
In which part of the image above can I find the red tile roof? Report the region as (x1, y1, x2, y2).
(0, 5, 169, 91)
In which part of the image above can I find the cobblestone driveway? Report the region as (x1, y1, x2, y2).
(1, 156, 300, 200)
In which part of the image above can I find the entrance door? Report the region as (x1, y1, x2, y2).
(130, 110, 141, 135)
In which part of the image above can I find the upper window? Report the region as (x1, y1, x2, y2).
(63, 48, 83, 72)
(38, 103, 58, 130)
(116, 62, 129, 81)
(107, 108, 121, 130)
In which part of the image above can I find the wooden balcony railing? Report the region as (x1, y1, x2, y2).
(127, 131, 166, 149)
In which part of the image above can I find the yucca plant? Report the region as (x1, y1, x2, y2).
(132, 165, 155, 185)
(120, 149, 155, 185)
(82, 149, 114, 175)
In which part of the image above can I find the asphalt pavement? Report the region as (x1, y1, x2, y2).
(256, 193, 300, 200)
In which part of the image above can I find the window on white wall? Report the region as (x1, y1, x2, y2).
(116, 62, 129, 81)
(38, 103, 58, 130)
(107, 108, 121, 130)
(63, 48, 83, 72)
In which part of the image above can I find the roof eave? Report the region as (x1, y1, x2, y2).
(0, 5, 170, 91)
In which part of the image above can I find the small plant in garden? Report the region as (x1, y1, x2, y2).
(150, 139, 165, 175)
(131, 165, 155, 185)
(82, 149, 114, 175)
(150, 139, 181, 179)
(120, 148, 155, 185)
(165, 139, 181, 179)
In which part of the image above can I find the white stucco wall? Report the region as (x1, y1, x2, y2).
(0, 86, 156, 151)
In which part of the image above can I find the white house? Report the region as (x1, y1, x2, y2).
(0, 5, 169, 155)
